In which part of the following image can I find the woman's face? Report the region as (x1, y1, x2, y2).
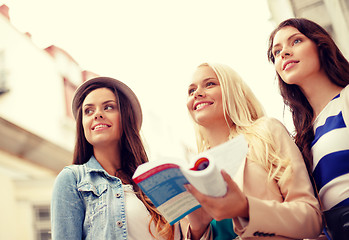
(271, 26, 322, 87)
(82, 87, 122, 148)
(187, 65, 226, 127)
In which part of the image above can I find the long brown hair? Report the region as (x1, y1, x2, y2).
(267, 18, 349, 173)
(73, 82, 174, 239)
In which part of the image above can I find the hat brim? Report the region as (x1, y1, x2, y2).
(71, 77, 142, 129)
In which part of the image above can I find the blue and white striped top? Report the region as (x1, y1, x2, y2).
(311, 85, 349, 211)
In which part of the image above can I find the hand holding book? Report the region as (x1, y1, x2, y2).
(132, 135, 248, 225)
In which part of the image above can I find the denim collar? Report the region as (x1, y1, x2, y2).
(85, 155, 104, 172)
(85, 156, 116, 178)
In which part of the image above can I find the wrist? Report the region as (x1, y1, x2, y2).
(189, 224, 210, 240)
(239, 196, 249, 219)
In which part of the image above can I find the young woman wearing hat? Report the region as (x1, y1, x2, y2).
(50, 77, 212, 239)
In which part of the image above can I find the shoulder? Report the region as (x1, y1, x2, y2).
(341, 85, 349, 105)
(54, 164, 84, 187)
(340, 85, 349, 122)
(246, 117, 295, 156)
(256, 117, 289, 135)
(254, 117, 298, 153)
(264, 117, 286, 128)
(341, 84, 349, 97)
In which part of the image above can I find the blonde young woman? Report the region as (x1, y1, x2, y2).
(184, 63, 323, 239)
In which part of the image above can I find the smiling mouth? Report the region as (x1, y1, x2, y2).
(93, 124, 110, 130)
(283, 61, 299, 70)
(195, 102, 212, 110)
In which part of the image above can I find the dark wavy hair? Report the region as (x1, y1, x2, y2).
(267, 18, 349, 174)
(72, 82, 174, 239)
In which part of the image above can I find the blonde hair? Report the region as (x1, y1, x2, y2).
(192, 63, 292, 186)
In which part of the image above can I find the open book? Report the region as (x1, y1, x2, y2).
(132, 135, 248, 225)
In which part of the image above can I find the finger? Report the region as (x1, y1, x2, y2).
(184, 184, 216, 208)
(221, 169, 233, 182)
(184, 184, 205, 199)
(221, 170, 249, 218)
(185, 184, 219, 218)
(221, 170, 240, 192)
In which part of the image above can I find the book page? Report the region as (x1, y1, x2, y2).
(133, 163, 201, 225)
(182, 135, 248, 197)
(132, 135, 248, 225)
(133, 156, 188, 178)
(181, 157, 227, 197)
(203, 134, 248, 176)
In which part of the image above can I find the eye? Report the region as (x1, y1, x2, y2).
(293, 39, 302, 45)
(188, 87, 196, 96)
(273, 49, 281, 57)
(104, 105, 114, 111)
(84, 108, 94, 115)
(206, 81, 215, 87)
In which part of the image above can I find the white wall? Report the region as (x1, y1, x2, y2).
(0, 12, 76, 240)
(0, 14, 76, 151)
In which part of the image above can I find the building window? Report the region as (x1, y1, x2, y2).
(33, 205, 51, 240)
(0, 50, 9, 95)
(63, 77, 77, 119)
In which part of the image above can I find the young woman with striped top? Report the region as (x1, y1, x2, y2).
(267, 18, 349, 240)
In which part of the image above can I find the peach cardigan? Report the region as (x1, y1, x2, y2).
(232, 118, 323, 239)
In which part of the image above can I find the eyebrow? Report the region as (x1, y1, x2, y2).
(83, 100, 117, 108)
(272, 32, 303, 49)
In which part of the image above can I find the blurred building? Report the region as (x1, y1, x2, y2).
(0, 4, 190, 240)
(0, 4, 98, 240)
(267, 0, 349, 59)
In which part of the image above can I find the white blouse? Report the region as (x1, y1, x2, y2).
(123, 184, 181, 240)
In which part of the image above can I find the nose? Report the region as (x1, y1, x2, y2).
(94, 108, 104, 120)
(95, 114, 103, 120)
(194, 87, 205, 98)
(281, 48, 292, 58)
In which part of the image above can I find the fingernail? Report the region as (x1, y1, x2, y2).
(184, 184, 192, 191)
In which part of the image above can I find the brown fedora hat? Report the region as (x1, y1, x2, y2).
(72, 77, 142, 129)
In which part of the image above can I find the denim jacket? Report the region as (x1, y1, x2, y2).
(51, 156, 128, 240)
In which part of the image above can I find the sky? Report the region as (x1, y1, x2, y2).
(1, 0, 292, 158)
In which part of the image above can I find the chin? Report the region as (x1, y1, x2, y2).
(91, 137, 115, 145)
(194, 117, 213, 127)
(281, 74, 301, 86)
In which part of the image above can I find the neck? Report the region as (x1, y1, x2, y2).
(93, 144, 122, 176)
(202, 121, 231, 148)
(300, 75, 343, 117)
